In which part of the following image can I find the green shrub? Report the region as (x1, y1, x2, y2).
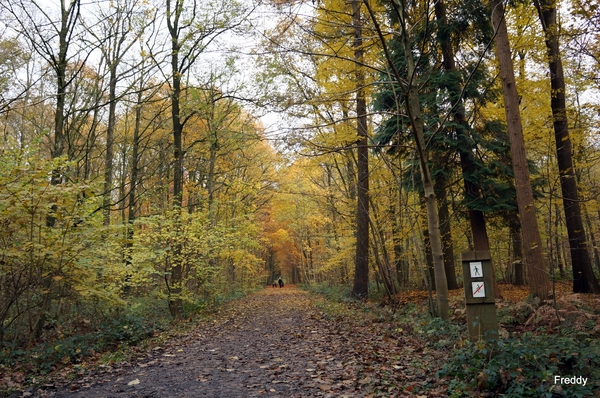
(96, 313, 164, 348)
(301, 283, 353, 302)
(391, 303, 463, 349)
(0, 310, 168, 373)
(439, 335, 600, 397)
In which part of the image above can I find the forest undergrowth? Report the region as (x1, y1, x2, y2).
(305, 281, 600, 397)
(0, 289, 257, 397)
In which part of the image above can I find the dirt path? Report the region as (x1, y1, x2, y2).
(30, 287, 445, 397)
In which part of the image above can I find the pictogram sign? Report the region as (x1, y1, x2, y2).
(470, 261, 483, 278)
(472, 281, 485, 298)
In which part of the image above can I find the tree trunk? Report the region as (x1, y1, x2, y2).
(207, 138, 218, 224)
(35, 0, 81, 341)
(351, 0, 369, 299)
(403, 40, 448, 318)
(369, 203, 397, 298)
(392, 184, 409, 287)
(434, 171, 458, 289)
(123, 84, 144, 296)
(365, 0, 448, 318)
(490, 0, 550, 299)
(510, 217, 525, 285)
(553, 206, 567, 277)
(103, 64, 117, 226)
(167, 0, 184, 317)
(582, 203, 600, 274)
(433, 0, 502, 293)
(421, 200, 435, 290)
(534, 0, 600, 293)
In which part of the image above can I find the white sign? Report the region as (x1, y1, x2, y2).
(472, 281, 485, 298)
(470, 262, 483, 278)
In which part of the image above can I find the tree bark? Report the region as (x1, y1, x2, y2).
(103, 64, 117, 226)
(123, 81, 145, 296)
(167, 0, 185, 317)
(533, 0, 600, 293)
(490, 0, 550, 299)
(510, 217, 525, 285)
(422, 213, 435, 291)
(351, 0, 370, 299)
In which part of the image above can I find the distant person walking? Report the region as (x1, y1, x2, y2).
(278, 277, 284, 288)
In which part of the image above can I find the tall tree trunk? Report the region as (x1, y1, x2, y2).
(555, 210, 566, 277)
(351, 0, 369, 299)
(490, 0, 550, 299)
(35, 0, 81, 341)
(364, 0, 448, 317)
(98, 0, 138, 224)
(103, 64, 117, 226)
(207, 138, 218, 224)
(533, 0, 600, 293)
(48, 0, 77, 224)
(433, 0, 499, 292)
(123, 85, 144, 296)
(167, 0, 184, 317)
(399, 0, 448, 317)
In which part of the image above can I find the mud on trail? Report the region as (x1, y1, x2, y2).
(28, 287, 446, 397)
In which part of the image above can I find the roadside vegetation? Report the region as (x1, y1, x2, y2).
(305, 282, 600, 397)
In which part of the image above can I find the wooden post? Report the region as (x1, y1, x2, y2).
(462, 251, 498, 340)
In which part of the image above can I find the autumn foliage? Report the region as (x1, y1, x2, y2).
(1, 0, 600, 395)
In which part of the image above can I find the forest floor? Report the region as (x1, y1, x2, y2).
(10, 286, 449, 398)
(5, 282, 600, 397)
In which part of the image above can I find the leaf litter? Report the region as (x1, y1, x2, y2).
(10, 286, 449, 397)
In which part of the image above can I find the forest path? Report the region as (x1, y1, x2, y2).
(41, 287, 445, 397)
